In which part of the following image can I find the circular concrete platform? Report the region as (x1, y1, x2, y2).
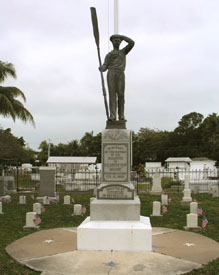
(6, 227, 219, 275)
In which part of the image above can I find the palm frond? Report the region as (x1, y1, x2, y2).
(0, 61, 16, 83)
(0, 86, 26, 101)
(0, 93, 16, 120)
(11, 99, 35, 127)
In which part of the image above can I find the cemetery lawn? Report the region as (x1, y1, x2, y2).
(0, 192, 218, 274)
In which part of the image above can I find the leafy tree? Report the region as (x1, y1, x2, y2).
(38, 140, 49, 165)
(0, 128, 35, 166)
(199, 113, 219, 163)
(0, 61, 35, 125)
(174, 112, 204, 135)
(133, 128, 170, 168)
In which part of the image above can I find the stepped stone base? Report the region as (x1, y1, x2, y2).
(77, 216, 152, 252)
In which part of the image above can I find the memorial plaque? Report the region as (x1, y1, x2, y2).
(102, 129, 131, 184)
(97, 184, 134, 200)
(103, 144, 128, 182)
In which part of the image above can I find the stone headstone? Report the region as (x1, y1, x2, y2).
(184, 175, 190, 189)
(183, 189, 192, 202)
(73, 204, 82, 215)
(150, 173, 163, 195)
(0, 177, 5, 196)
(33, 203, 41, 215)
(161, 194, 168, 205)
(23, 212, 39, 229)
(190, 202, 198, 214)
(64, 195, 71, 205)
(0, 176, 15, 195)
(186, 213, 198, 228)
(151, 201, 162, 216)
(208, 183, 213, 194)
(19, 195, 26, 204)
(212, 185, 219, 197)
(43, 196, 50, 205)
(2, 195, 11, 203)
(193, 186, 200, 194)
(39, 167, 56, 197)
(0, 202, 3, 214)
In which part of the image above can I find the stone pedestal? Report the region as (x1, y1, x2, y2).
(90, 197, 140, 221)
(39, 167, 56, 197)
(77, 128, 152, 252)
(150, 173, 163, 194)
(78, 216, 152, 251)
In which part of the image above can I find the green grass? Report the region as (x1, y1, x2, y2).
(0, 191, 219, 274)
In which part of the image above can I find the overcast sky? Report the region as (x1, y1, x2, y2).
(1, 0, 219, 151)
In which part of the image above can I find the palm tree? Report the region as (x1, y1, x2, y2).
(0, 61, 35, 126)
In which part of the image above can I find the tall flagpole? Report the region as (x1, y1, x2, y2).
(114, 0, 119, 34)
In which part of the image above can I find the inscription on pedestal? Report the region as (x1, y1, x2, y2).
(103, 144, 128, 182)
(97, 184, 134, 200)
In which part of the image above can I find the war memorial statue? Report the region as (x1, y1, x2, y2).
(99, 34, 134, 121)
(78, 7, 152, 252)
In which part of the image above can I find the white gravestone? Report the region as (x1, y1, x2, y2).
(43, 196, 49, 204)
(185, 213, 199, 229)
(23, 212, 39, 229)
(73, 204, 82, 215)
(19, 195, 26, 204)
(181, 176, 192, 204)
(0, 202, 3, 214)
(182, 189, 192, 203)
(212, 186, 219, 197)
(150, 173, 163, 194)
(190, 202, 198, 214)
(151, 201, 162, 216)
(33, 203, 41, 215)
(184, 175, 190, 189)
(161, 194, 168, 205)
(64, 195, 71, 205)
(2, 195, 11, 203)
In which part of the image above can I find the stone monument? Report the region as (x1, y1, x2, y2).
(0, 176, 15, 195)
(150, 173, 163, 194)
(39, 167, 56, 197)
(77, 8, 152, 252)
(181, 175, 192, 205)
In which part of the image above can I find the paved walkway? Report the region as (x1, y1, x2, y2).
(6, 227, 219, 275)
